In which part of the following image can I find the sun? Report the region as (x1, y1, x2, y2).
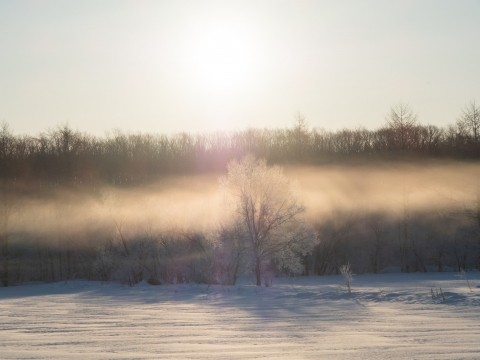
(183, 20, 259, 99)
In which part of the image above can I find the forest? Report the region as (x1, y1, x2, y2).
(1, 103, 479, 286)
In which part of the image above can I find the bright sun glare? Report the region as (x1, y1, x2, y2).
(184, 20, 259, 99)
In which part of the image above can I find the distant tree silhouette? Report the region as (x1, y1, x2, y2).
(386, 103, 418, 151)
(457, 101, 480, 143)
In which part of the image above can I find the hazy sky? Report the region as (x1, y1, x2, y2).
(1, 0, 479, 135)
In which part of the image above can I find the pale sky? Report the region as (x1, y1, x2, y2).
(1, 0, 479, 135)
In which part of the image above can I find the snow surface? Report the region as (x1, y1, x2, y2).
(1, 272, 479, 359)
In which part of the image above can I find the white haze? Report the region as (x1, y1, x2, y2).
(9, 161, 479, 239)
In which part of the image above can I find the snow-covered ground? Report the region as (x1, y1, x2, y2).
(1, 272, 479, 359)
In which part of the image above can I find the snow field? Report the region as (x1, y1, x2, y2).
(1, 272, 479, 359)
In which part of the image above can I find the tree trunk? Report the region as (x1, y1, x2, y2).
(1, 234, 8, 286)
(255, 257, 261, 286)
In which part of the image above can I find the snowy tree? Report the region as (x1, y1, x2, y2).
(339, 263, 353, 294)
(221, 155, 310, 286)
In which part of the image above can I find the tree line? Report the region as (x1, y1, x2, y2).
(1, 175, 478, 287)
(1, 103, 479, 187)
(1, 103, 479, 286)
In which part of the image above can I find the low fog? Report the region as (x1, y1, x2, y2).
(7, 160, 479, 239)
(288, 161, 479, 221)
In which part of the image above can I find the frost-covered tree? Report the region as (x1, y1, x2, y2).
(339, 263, 353, 294)
(221, 155, 309, 286)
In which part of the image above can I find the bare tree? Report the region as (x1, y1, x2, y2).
(464, 183, 480, 270)
(0, 125, 13, 284)
(457, 100, 480, 142)
(289, 112, 313, 161)
(213, 224, 247, 285)
(0, 180, 15, 286)
(368, 214, 386, 273)
(387, 103, 417, 128)
(221, 156, 306, 286)
(386, 103, 418, 150)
